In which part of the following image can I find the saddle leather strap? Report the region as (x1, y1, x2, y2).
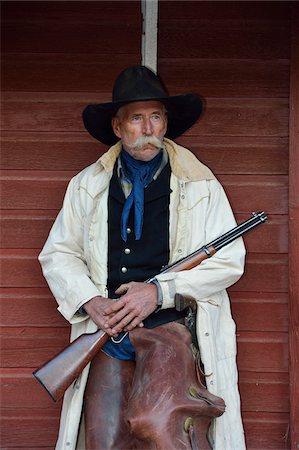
(184, 418, 198, 450)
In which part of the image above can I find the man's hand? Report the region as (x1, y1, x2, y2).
(103, 282, 158, 334)
(83, 296, 120, 337)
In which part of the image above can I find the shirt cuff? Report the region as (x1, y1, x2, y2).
(150, 278, 163, 311)
(77, 305, 87, 316)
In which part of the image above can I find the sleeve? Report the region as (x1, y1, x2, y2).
(156, 179, 246, 308)
(38, 176, 102, 323)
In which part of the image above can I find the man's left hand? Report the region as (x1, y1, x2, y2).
(103, 282, 158, 333)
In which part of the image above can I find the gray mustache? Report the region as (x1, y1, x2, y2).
(132, 135, 163, 149)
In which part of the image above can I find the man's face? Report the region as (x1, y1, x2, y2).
(111, 101, 167, 161)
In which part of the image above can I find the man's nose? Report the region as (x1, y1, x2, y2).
(142, 118, 153, 135)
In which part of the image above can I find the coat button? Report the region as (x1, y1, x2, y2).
(121, 267, 128, 273)
(124, 248, 131, 255)
(126, 227, 132, 234)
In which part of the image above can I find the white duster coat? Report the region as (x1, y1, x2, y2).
(39, 138, 246, 450)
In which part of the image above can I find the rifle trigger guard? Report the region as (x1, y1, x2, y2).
(111, 331, 129, 344)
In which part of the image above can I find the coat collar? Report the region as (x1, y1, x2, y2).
(95, 138, 215, 182)
(163, 138, 215, 182)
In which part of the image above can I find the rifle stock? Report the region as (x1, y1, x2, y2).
(33, 211, 267, 401)
(33, 330, 108, 402)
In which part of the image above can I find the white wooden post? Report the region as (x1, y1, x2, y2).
(141, 0, 159, 73)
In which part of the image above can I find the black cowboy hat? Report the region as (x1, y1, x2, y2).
(82, 65, 203, 146)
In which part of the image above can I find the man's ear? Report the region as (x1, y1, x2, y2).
(111, 117, 121, 139)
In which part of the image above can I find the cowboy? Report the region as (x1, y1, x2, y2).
(39, 66, 246, 449)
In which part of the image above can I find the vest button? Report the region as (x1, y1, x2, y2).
(121, 267, 128, 273)
(124, 248, 131, 255)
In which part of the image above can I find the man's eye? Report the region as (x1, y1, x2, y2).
(132, 116, 142, 122)
(152, 114, 161, 121)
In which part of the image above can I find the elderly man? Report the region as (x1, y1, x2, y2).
(39, 66, 246, 450)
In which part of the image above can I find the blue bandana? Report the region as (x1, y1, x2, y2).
(120, 149, 163, 241)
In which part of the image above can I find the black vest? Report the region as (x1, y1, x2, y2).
(107, 161, 185, 328)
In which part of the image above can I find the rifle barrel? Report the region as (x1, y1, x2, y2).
(162, 211, 267, 272)
(212, 211, 267, 251)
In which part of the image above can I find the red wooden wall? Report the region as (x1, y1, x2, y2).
(158, 2, 291, 449)
(1, 2, 141, 448)
(0, 1, 293, 449)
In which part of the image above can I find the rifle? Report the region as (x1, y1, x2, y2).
(33, 211, 267, 402)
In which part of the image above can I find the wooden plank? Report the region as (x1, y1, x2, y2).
(1, 368, 62, 410)
(237, 331, 288, 373)
(1, 413, 59, 448)
(2, 54, 290, 98)
(1, 131, 105, 171)
(0, 446, 56, 450)
(0, 171, 72, 210)
(0, 326, 70, 368)
(2, 448, 54, 450)
(242, 411, 290, 449)
(0, 210, 57, 249)
(0, 210, 288, 252)
(2, 95, 289, 137)
(159, 59, 290, 98)
(0, 249, 288, 292)
(2, 1, 141, 23)
(1, 394, 290, 449)
(239, 371, 289, 413)
(1, 53, 139, 93)
(159, 22, 290, 60)
(2, 23, 140, 55)
(178, 136, 289, 176)
(3, 1, 291, 23)
(191, 98, 289, 138)
(158, 2, 292, 21)
(231, 253, 288, 293)
(1, 289, 287, 330)
(288, 5, 299, 449)
(2, 96, 90, 133)
(1, 132, 289, 175)
(218, 175, 288, 215)
(0, 249, 48, 287)
(1, 411, 289, 449)
(2, 2, 141, 55)
(158, 2, 291, 62)
(234, 214, 288, 254)
(0, 368, 288, 413)
(0, 172, 288, 213)
(230, 292, 288, 332)
(0, 287, 66, 327)
(0, 325, 287, 372)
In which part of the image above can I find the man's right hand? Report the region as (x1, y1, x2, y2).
(83, 296, 119, 337)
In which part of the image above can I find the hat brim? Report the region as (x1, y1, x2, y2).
(82, 94, 203, 146)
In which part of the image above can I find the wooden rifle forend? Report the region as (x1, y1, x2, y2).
(33, 211, 267, 401)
